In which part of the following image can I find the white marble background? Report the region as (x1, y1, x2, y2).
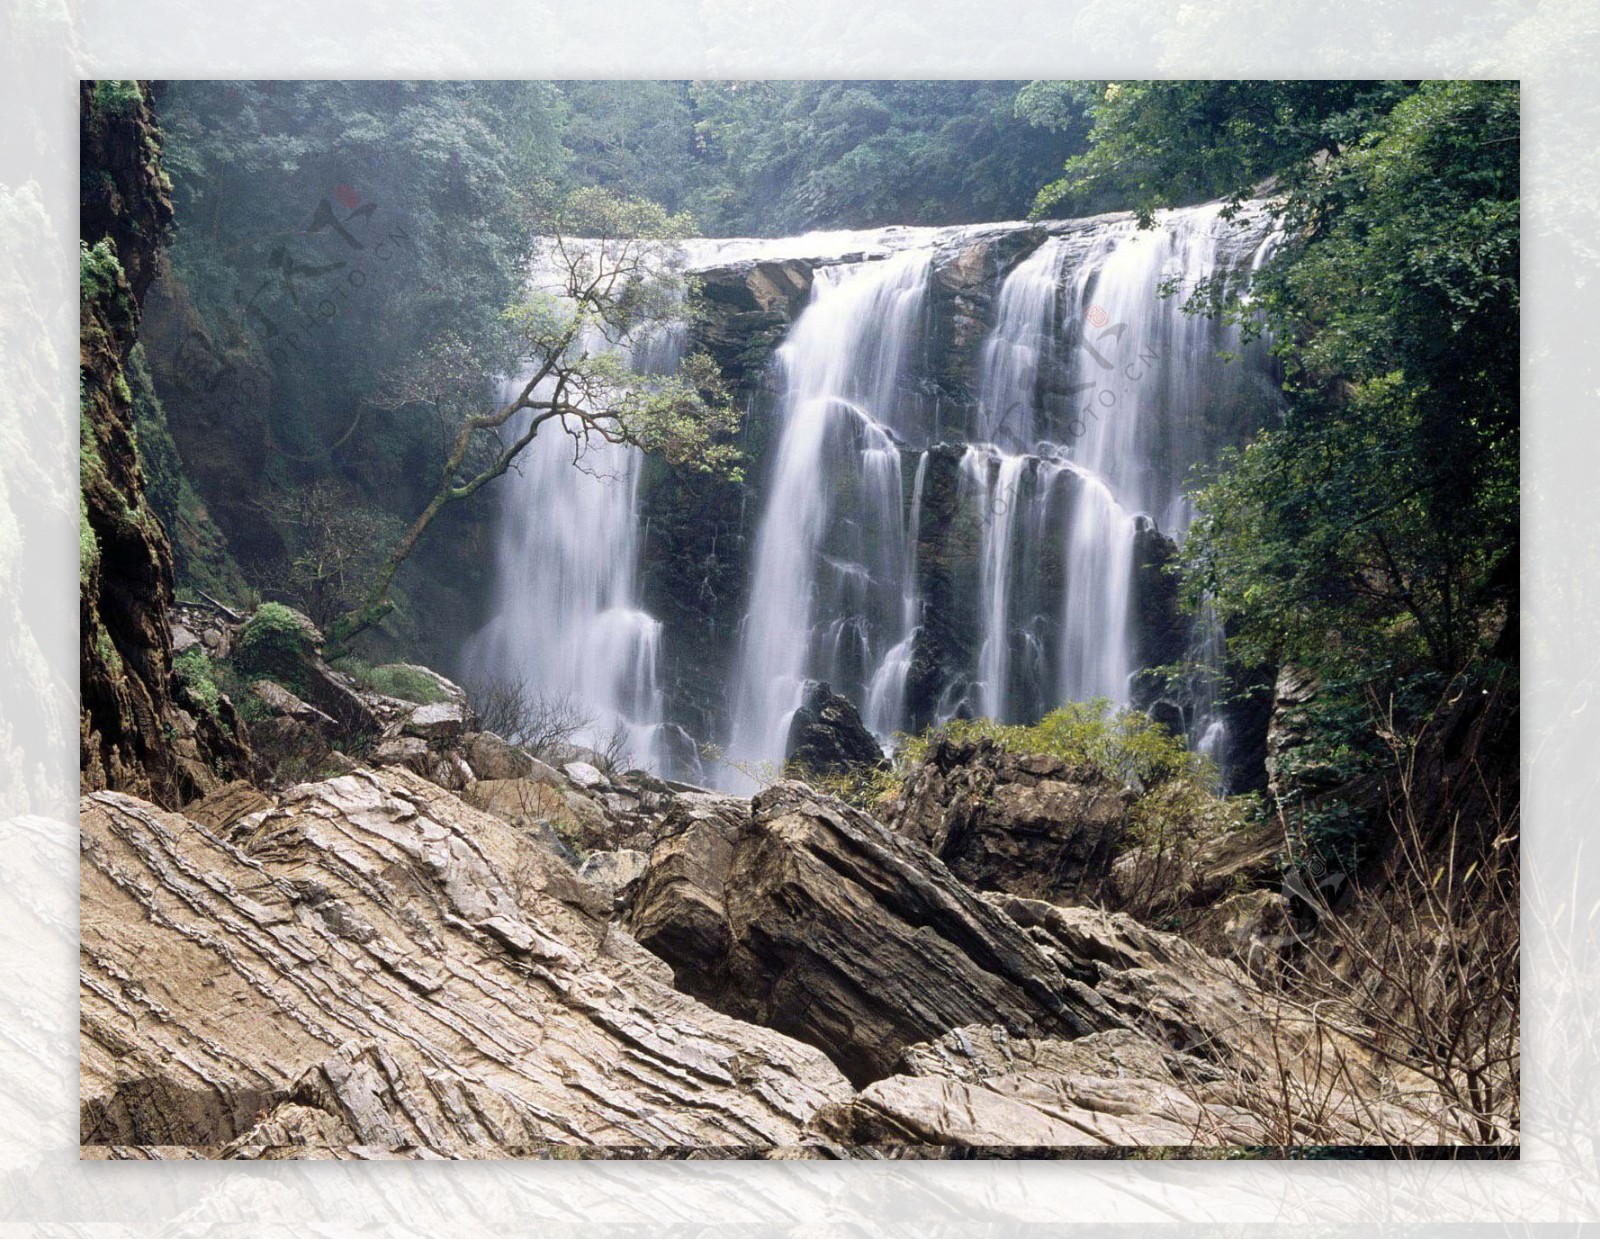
(1, 1, 1594, 1231)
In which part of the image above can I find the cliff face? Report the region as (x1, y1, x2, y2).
(79, 81, 248, 805)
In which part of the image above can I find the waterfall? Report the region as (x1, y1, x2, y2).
(962, 448, 1029, 721)
(863, 449, 928, 739)
(703, 203, 1278, 783)
(975, 237, 1064, 449)
(963, 202, 1277, 719)
(465, 313, 683, 775)
(724, 250, 931, 781)
(470, 203, 1279, 790)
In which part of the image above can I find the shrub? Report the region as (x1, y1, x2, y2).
(234, 602, 317, 686)
(79, 239, 129, 316)
(92, 80, 144, 116)
(331, 657, 447, 706)
(172, 646, 221, 720)
(79, 492, 100, 584)
(899, 699, 1203, 790)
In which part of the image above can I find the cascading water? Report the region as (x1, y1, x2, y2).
(863, 449, 928, 738)
(471, 205, 1278, 790)
(723, 250, 930, 782)
(963, 202, 1279, 736)
(465, 317, 682, 776)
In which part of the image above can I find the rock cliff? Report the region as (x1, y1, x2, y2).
(79, 81, 250, 805)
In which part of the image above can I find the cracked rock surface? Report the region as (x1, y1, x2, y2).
(80, 767, 850, 1158)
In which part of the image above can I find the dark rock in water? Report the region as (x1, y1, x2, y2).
(904, 444, 983, 730)
(785, 681, 883, 776)
(1129, 519, 1187, 680)
(887, 737, 1132, 905)
(633, 780, 1121, 1086)
(926, 226, 1048, 425)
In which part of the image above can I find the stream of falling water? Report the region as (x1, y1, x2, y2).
(470, 204, 1277, 788)
(463, 321, 683, 776)
(723, 250, 930, 784)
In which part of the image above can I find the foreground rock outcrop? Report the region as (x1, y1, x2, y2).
(81, 750, 1493, 1155)
(80, 767, 852, 1157)
(888, 736, 1132, 904)
(630, 781, 1121, 1086)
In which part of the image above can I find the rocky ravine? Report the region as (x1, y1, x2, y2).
(82, 730, 1477, 1157)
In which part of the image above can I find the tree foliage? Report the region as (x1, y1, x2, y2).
(686, 80, 1087, 233)
(1179, 80, 1519, 683)
(1029, 79, 1417, 224)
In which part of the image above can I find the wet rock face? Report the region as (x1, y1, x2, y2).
(79, 767, 853, 1157)
(785, 680, 884, 775)
(904, 443, 983, 729)
(887, 737, 1133, 904)
(926, 225, 1048, 419)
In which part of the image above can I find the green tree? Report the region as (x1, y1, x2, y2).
(1181, 81, 1519, 681)
(1029, 80, 1416, 223)
(688, 81, 1085, 232)
(334, 186, 740, 645)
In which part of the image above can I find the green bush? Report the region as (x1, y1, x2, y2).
(328, 656, 447, 705)
(79, 492, 100, 585)
(92, 80, 144, 116)
(234, 602, 317, 685)
(899, 699, 1202, 789)
(172, 646, 221, 720)
(79, 239, 128, 313)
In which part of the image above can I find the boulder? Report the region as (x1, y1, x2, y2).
(247, 717, 333, 785)
(576, 849, 650, 906)
(80, 768, 853, 1157)
(887, 737, 1131, 903)
(784, 681, 884, 776)
(251, 679, 338, 731)
(563, 760, 607, 790)
(461, 730, 538, 782)
(465, 777, 613, 852)
(634, 781, 1120, 1085)
(810, 897, 1478, 1150)
(400, 700, 466, 743)
(369, 735, 429, 771)
(812, 1027, 1254, 1148)
(629, 791, 749, 982)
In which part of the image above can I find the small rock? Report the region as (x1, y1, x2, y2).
(252, 680, 339, 730)
(563, 761, 606, 790)
(402, 702, 466, 742)
(171, 624, 200, 654)
(322, 751, 360, 777)
(371, 736, 430, 769)
(577, 849, 649, 901)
